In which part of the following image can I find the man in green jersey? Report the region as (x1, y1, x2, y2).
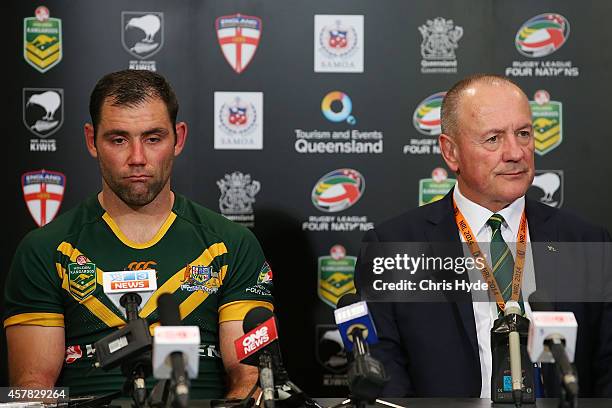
(4, 70, 274, 398)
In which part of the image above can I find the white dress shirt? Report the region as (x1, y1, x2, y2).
(453, 184, 536, 398)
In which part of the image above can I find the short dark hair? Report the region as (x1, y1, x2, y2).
(89, 69, 179, 137)
(441, 74, 522, 137)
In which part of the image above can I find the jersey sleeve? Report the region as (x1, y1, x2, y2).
(3, 231, 65, 328)
(217, 227, 274, 323)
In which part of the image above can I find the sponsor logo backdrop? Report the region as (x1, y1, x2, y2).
(3, 0, 612, 394)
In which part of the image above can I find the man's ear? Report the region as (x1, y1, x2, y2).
(84, 123, 97, 158)
(439, 133, 459, 172)
(174, 122, 188, 157)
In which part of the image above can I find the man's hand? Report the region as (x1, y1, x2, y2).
(219, 320, 259, 399)
(6, 325, 65, 387)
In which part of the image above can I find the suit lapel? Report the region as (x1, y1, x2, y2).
(425, 191, 480, 360)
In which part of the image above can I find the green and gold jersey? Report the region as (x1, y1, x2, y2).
(4, 193, 274, 398)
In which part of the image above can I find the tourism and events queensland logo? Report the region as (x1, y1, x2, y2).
(122, 11, 164, 71)
(23, 6, 62, 73)
(312, 169, 365, 213)
(530, 90, 562, 156)
(216, 14, 262, 74)
(314, 15, 364, 73)
(515, 14, 569, 58)
(506, 13, 578, 78)
(214, 92, 263, 150)
(295, 91, 383, 154)
(404, 92, 445, 155)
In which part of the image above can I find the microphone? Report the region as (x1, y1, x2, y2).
(527, 292, 579, 400)
(235, 307, 280, 408)
(505, 301, 524, 407)
(94, 270, 157, 407)
(153, 293, 200, 408)
(334, 294, 387, 404)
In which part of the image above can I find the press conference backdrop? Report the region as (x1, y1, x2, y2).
(3, 0, 612, 395)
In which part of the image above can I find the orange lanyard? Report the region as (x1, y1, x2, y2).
(453, 199, 528, 312)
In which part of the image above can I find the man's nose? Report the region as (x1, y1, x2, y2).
(127, 140, 147, 165)
(502, 134, 523, 162)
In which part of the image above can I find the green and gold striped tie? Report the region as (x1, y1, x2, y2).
(487, 214, 523, 313)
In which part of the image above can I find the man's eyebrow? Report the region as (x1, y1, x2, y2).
(101, 129, 129, 138)
(517, 122, 533, 130)
(142, 127, 170, 136)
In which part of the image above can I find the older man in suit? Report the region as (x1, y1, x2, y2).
(356, 74, 612, 398)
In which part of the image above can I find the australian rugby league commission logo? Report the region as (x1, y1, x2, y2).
(312, 169, 365, 213)
(404, 92, 445, 155)
(516, 14, 569, 57)
(23, 6, 62, 73)
(506, 13, 578, 77)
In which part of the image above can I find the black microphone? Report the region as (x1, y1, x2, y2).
(240, 308, 321, 408)
(527, 292, 579, 400)
(335, 293, 388, 404)
(157, 293, 190, 408)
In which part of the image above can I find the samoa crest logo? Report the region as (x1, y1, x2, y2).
(413, 92, 446, 136)
(312, 169, 365, 213)
(515, 13, 570, 58)
(216, 14, 262, 74)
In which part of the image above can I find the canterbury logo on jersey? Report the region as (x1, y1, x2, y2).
(127, 261, 157, 270)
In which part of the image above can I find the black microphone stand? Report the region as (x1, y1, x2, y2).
(119, 293, 151, 408)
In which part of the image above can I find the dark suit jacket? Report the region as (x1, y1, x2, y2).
(355, 190, 612, 397)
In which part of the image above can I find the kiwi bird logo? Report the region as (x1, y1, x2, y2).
(122, 12, 164, 59)
(23, 88, 64, 138)
(530, 171, 563, 208)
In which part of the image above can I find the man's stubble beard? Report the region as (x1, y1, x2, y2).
(99, 162, 172, 207)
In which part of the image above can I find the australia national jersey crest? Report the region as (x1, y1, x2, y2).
(68, 255, 97, 301)
(180, 265, 221, 294)
(23, 6, 62, 73)
(21, 169, 65, 227)
(216, 14, 262, 74)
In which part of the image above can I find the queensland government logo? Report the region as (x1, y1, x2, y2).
(68, 255, 96, 301)
(404, 92, 445, 155)
(419, 17, 463, 74)
(180, 265, 221, 294)
(530, 90, 562, 155)
(314, 15, 364, 73)
(23, 6, 62, 73)
(216, 14, 262, 74)
(419, 168, 456, 206)
(217, 171, 260, 227)
(122, 11, 164, 71)
(214, 92, 263, 150)
(22, 169, 65, 227)
(506, 13, 577, 77)
(296, 91, 382, 154)
(528, 170, 563, 208)
(304, 169, 372, 232)
(318, 245, 356, 308)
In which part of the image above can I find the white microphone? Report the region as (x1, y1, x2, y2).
(505, 301, 523, 406)
(527, 294, 579, 398)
